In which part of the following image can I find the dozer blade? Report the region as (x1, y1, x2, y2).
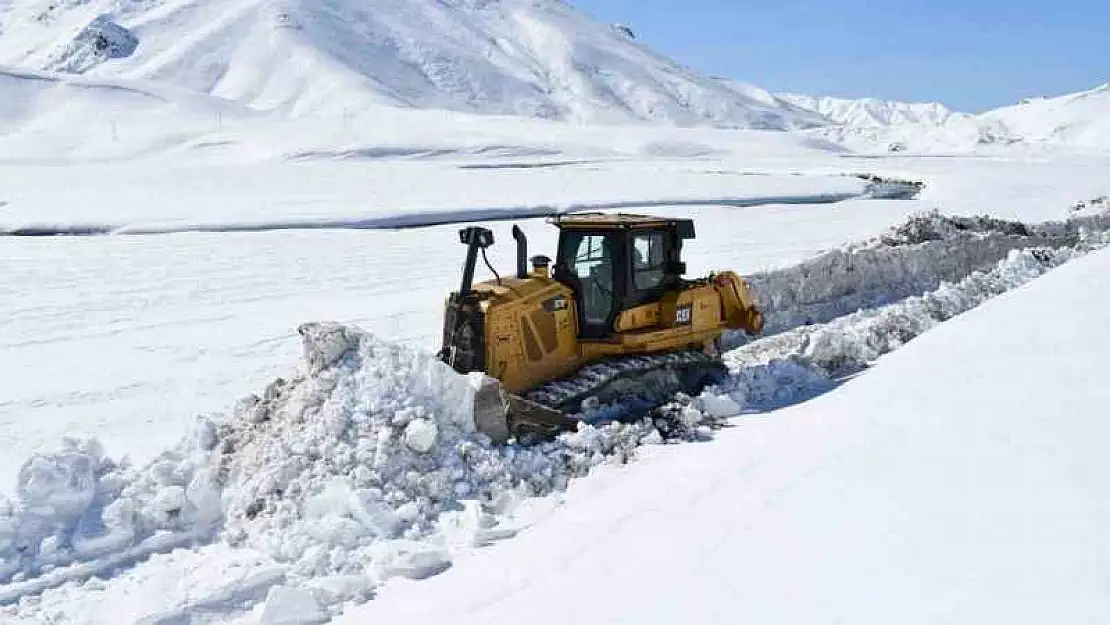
(469, 350, 728, 444)
(469, 374, 580, 444)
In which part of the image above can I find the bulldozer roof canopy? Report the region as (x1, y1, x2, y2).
(551, 212, 695, 236)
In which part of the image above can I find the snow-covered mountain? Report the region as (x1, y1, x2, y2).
(779, 93, 965, 127)
(0, 0, 824, 129)
(980, 82, 1110, 148)
(794, 83, 1110, 153)
(1, 0, 1107, 152)
(712, 78, 831, 128)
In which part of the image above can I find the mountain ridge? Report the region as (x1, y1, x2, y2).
(0, 0, 825, 129)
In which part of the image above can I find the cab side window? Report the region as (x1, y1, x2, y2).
(569, 233, 615, 325)
(632, 232, 665, 291)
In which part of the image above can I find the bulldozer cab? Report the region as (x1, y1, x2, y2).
(550, 213, 694, 339)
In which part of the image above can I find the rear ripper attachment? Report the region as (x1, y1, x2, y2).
(437, 214, 764, 444)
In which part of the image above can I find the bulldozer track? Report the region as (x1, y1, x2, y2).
(521, 349, 726, 417)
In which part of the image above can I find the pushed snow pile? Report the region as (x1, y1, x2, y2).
(719, 242, 1106, 408)
(0, 444, 224, 611)
(214, 322, 672, 584)
(744, 207, 1110, 335)
(47, 16, 139, 73)
(1071, 195, 1109, 216)
(0, 322, 679, 606)
(0, 431, 220, 589)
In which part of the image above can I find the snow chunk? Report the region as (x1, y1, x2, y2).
(17, 447, 98, 519)
(368, 539, 452, 582)
(696, 394, 742, 418)
(679, 406, 704, 427)
(260, 586, 329, 625)
(404, 419, 439, 453)
(297, 322, 359, 374)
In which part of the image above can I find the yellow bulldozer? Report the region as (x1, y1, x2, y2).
(437, 213, 764, 443)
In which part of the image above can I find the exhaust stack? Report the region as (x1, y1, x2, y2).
(512, 225, 528, 279)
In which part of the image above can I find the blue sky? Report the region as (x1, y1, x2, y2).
(573, 0, 1108, 112)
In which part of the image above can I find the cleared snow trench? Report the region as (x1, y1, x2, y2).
(3, 206, 1108, 623)
(0, 176, 920, 236)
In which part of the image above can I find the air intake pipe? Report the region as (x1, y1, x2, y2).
(512, 225, 528, 279)
(456, 226, 494, 296)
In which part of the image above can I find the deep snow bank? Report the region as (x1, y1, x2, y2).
(745, 209, 1110, 336)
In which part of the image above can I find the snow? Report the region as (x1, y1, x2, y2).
(2, 0, 1110, 621)
(0, 159, 876, 233)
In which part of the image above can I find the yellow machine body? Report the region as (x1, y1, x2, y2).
(440, 213, 764, 403)
(470, 269, 762, 394)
